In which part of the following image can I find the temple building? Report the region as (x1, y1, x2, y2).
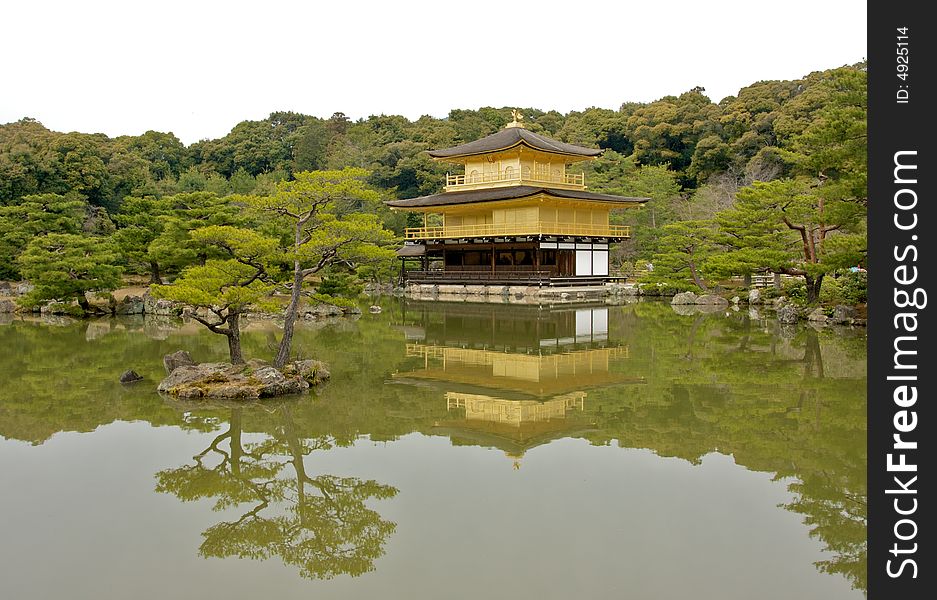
(387, 111, 648, 286)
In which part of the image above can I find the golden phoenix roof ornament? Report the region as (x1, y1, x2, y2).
(505, 108, 525, 129)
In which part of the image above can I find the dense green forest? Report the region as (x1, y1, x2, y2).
(0, 62, 866, 304)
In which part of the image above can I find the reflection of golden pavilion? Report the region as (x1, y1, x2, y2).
(446, 392, 587, 469)
(404, 344, 629, 396)
(394, 301, 643, 463)
(447, 391, 584, 427)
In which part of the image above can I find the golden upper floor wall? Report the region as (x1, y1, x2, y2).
(452, 147, 586, 191)
(428, 113, 600, 192)
(443, 198, 610, 228)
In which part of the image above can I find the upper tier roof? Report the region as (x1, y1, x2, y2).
(385, 185, 648, 209)
(427, 127, 602, 160)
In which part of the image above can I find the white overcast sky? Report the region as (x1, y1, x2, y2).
(2, 0, 866, 145)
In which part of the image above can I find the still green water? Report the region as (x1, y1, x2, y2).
(0, 299, 866, 599)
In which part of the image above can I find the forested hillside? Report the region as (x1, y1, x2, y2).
(0, 62, 866, 304)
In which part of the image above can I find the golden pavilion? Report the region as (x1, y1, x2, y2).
(387, 111, 648, 286)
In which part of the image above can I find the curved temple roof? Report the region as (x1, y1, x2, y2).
(427, 127, 602, 160)
(385, 185, 648, 209)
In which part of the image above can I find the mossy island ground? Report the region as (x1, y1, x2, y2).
(157, 351, 329, 399)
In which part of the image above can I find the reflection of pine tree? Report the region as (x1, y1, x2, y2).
(786, 469, 867, 592)
(155, 405, 398, 579)
(783, 329, 866, 592)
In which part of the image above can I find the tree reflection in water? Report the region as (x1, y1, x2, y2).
(0, 302, 866, 592)
(674, 316, 866, 592)
(155, 403, 398, 579)
(782, 328, 866, 591)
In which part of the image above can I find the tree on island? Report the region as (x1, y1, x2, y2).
(147, 170, 394, 368)
(242, 169, 395, 368)
(151, 226, 277, 364)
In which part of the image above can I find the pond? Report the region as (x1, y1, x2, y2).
(0, 299, 867, 599)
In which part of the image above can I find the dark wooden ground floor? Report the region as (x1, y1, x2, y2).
(398, 240, 615, 285)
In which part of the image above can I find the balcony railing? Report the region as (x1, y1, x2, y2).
(446, 170, 585, 190)
(404, 221, 631, 240)
(403, 269, 554, 284)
